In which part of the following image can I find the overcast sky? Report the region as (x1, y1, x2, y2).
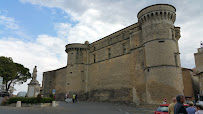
(0, 0, 202, 94)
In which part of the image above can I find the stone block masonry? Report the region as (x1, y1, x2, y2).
(42, 4, 183, 104)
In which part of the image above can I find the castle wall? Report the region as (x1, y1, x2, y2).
(88, 53, 134, 102)
(43, 71, 55, 97)
(42, 67, 67, 100)
(66, 64, 86, 96)
(86, 23, 146, 103)
(131, 48, 146, 104)
(54, 67, 67, 100)
(42, 4, 186, 105)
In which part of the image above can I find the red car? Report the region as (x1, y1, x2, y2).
(154, 104, 189, 114)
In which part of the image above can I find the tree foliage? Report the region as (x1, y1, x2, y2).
(0, 56, 31, 92)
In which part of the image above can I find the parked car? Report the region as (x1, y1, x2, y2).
(196, 101, 203, 106)
(17, 91, 27, 97)
(154, 104, 189, 114)
(0, 91, 10, 97)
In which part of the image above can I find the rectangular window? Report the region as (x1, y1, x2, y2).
(159, 40, 165, 43)
(108, 48, 111, 59)
(108, 39, 112, 45)
(123, 44, 127, 54)
(93, 54, 96, 63)
(81, 71, 85, 83)
(174, 53, 178, 67)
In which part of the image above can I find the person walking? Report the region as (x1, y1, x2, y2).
(75, 94, 77, 103)
(168, 97, 176, 114)
(174, 95, 188, 114)
(186, 102, 196, 114)
(72, 94, 76, 103)
(195, 105, 203, 114)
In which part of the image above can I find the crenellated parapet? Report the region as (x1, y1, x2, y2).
(137, 4, 176, 26)
(65, 41, 89, 65)
(65, 43, 89, 53)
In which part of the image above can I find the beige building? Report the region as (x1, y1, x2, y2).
(180, 45, 203, 102)
(194, 46, 203, 98)
(182, 68, 198, 101)
(42, 4, 184, 105)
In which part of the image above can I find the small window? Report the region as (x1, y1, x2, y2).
(123, 44, 127, 54)
(108, 48, 111, 59)
(93, 54, 96, 63)
(159, 40, 165, 43)
(171, 29, 175, 39)
(108, 39, 112, 45)
(174, 53, 178, 67)
(70, 72, 72, 74)
(67, 83, 69, 85)
(94, 47, 96, 51)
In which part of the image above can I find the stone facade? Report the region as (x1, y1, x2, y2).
(194, 47, 203, 97)
(42, 4, 184, 104)
(182, 68, 195, 101)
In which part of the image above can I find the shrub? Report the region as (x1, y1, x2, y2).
(7, 97, 54, 104)
(49, 94, 54, 98)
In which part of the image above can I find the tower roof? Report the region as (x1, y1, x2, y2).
(137, 4, 176, 18)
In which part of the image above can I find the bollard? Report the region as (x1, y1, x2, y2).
(16, 101, 21, 107)
(52, 101, 56, 107)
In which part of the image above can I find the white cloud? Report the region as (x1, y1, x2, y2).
(0, 14, 31, 40)
(0, 15, 19, 30)
(0, 35, 67, 94)
(19, 0, 203, 68)
(54, 23, 71, 38)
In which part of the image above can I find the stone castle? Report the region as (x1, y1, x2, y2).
(42, 4, 184, 104)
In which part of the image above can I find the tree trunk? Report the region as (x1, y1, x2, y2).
(5, 82, 8, 91)
(6, 80, 12, 92)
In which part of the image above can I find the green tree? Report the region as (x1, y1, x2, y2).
(0, 56, 31, 92)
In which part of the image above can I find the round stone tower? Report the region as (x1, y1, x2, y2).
(65, 42, 89, 95)
(65, 43, 88, 65)
(137, 4, 183, 104)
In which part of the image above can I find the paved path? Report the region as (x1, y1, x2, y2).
(0, 101, 156, 114)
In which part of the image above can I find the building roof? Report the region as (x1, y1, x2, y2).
(43, 66, 67, 73)
(181, 67, 193, 72)
(196, 71, 203, 75)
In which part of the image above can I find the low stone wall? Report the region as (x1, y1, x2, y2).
(89, 88, 132, 103)
(9, 103, 52, 107)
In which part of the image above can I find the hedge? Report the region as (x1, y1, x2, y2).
(7, 97, 54, 104)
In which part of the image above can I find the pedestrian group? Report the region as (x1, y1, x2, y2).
(168, 95, 203, 114)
